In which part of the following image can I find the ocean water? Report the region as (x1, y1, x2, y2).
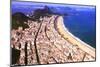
(64, 10, 96, 48)
(12, 1, 96, 48)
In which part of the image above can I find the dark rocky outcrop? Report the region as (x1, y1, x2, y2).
(12, 12, 29, 30)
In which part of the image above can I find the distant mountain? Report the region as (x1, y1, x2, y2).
(30, 6, 69, 21)
(11, 6, 70, 30)
(30, 6, 52, 21)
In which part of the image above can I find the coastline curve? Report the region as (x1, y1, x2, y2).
(54, 16, 95, 58)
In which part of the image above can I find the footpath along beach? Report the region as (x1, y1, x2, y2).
(55, 16, 95, 57)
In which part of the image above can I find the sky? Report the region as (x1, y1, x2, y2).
(12, 1, 95, 11)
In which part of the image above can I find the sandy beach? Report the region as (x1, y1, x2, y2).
(55, 16, 95, 57)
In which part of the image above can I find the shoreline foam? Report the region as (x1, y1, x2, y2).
(55, 16, 95, 57)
